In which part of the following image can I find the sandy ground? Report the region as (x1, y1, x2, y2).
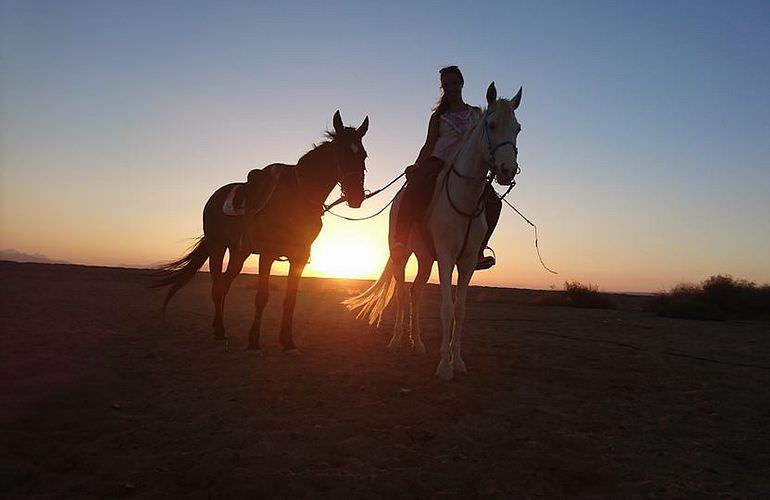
(1, 260, 769, 498)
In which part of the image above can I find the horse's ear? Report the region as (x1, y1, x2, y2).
(333, 110, 344, 134)
(511, 86, 523, 110)
(486, 82, 497, 109)
(357, 116, 369, 138)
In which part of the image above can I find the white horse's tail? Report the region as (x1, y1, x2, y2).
(343, 260, 396, 326)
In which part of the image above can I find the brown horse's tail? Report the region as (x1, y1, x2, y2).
(152, 236, 209, 312)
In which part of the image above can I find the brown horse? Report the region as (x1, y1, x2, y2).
(154, 111, 369, 350)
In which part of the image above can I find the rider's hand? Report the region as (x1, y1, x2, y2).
(405, 163, 418, 179)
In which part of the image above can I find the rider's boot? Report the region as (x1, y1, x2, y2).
(475, 247, 496, 270)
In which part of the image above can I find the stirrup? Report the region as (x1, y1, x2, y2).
(475, 246, 496, 271)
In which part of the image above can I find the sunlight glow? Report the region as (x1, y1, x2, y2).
(309, 234, 386, 279)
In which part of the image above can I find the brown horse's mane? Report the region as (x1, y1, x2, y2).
(322, 126, 356, 141)
(295, 126, 356, 166)
(296, 142, 326, 165)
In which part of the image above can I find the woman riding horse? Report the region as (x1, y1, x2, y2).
(346, 81, 524, 379)
(392, 65, 502, 270)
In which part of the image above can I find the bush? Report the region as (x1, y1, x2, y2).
(650, 275, 770, 320)
(533, 281, 617, 310)
(657, 299, 726, 322)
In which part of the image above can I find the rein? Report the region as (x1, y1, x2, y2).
(443, 162, 489, 265)
(443, 112, 555, 274)
(318, 107, 558, 275)
(443, 164, 487, 218)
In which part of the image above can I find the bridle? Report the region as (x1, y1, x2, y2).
(333, 142, 365, 202)
(480, 108, 521, 186)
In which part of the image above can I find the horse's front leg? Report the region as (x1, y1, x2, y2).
(451, 257, 476, 375)
(279, 254, 307, 351)
(435, 258, 455, 380)
(247, 254, 275, 350)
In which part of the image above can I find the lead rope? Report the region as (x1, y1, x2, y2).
(499, 195, 558, 275)
(323, 172, 406, 221)
(322, 164, 558, 276)
(324, 185, 405, 221)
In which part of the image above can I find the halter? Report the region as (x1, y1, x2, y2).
(294, 140, 364, 204)
(334, 148, 365, 202)
(335, 158, 364, 185)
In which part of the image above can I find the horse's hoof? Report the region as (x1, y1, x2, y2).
(452, 358, 468, 375)
(284, 348, 302, 355)
(245, 344, 261, 352)
(435, 361, 453, 381)
(413, 340, 426, 354)
(387, 338, 402, 350)
(214, 331, 228, 340)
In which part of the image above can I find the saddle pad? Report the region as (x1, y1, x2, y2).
(222, 166, 283, 217)
(222, 186, 245, 216)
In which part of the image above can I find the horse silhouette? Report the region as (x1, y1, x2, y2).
(155, 111, 369, 350)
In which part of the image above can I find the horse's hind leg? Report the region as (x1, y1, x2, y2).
(221, 249, 248, 296)
(388, 259, 408, 349)
(209, 245, 227, 338)
(213, 248, 248, 340)
(247, 254, 274, 350)
(279, 254, 308, 351)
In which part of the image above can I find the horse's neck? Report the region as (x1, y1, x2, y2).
(445, 124, 487, 203)
(295, 144, 338, 206)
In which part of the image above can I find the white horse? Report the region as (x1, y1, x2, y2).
(345, 83, 523, 380)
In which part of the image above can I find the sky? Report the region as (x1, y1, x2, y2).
(1, 0, 769, 293)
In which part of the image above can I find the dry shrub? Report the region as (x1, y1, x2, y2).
(533, 281, 617, 310)
(650, 275, 770, 321)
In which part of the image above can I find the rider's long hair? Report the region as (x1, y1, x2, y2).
(433, 65, 464, 115)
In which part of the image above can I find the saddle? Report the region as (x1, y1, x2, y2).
(223, 164, 285, 216)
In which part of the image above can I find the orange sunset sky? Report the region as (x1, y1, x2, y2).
(2, 1, 769, 293)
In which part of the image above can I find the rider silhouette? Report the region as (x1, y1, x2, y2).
(392, 65, 501, 270)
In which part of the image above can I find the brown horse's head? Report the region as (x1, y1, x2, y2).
(330, 110, 368, 208)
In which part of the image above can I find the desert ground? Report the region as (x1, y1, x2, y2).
(1, 260, 769, 498)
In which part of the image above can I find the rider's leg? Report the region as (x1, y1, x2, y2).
(393, 158, 444, 251)
(476, 184, 502, 270)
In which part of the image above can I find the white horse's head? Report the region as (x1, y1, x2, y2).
(481, 83, 523, 186)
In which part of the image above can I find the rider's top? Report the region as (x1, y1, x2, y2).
(431, 106, 483, 164)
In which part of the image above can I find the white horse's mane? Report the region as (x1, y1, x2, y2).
(441, 98, 519, 174)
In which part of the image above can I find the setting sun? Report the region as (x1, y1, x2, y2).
(309, 233, 387, 279)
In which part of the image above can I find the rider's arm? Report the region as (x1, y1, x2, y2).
(414, 112, 441, 166)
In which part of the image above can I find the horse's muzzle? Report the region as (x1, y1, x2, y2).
(496, 163, 519, 186)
